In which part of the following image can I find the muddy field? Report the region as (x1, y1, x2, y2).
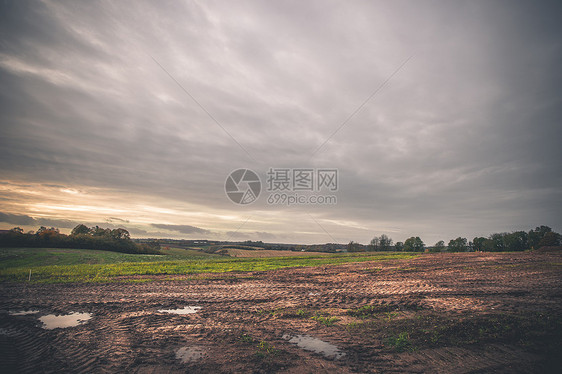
(1, 251, 561, 373)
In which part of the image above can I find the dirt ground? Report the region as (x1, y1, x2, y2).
(1, 251, 561, 373)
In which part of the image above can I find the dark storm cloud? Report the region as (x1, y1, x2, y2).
(0, 212, 35, 226)
(0, 211, 167, 237)
(151, 224, 210, 235)
(225, 231, 277, 241)
(0, 211, 77, 228)
(106, 217, 129, 223)
(36, 217, 78, 228)
(1, 0, 561, 243)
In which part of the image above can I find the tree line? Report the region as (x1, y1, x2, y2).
(348, 225, 561, 252)
(0, 224, 161, 254)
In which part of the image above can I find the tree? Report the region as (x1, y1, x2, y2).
(395, 241, 404, 251)
(369, 234, 393, 251)
(110, 228, 130, 241)
(448, 237, 468, 252)
(369, 237, 380, 251)
(0, 224, 160, 255)
(36, 226, 62, 243)
(404, 236, 424, 252)
(71, 224, 91, 236)
(379, 234, 393, 251)
(490, 233, 506, 251)
(347, 241, 363, 252)
(528, 226, 552, 249)
(92, 226, 110, 237)
(503, 231, 528, 251)
(429, 240, 445, 253)
(472, 237, 487, 252)
(538, 231, 561, 247)
(36, 226, 59, 235)
(482, 238, 496, 251)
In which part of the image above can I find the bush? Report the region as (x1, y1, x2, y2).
(0, 225, 161, 254)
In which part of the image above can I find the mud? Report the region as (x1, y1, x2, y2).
(175, 346, 206, 363)
(1, 251, 561, 373)
(8, 311, 40, 316)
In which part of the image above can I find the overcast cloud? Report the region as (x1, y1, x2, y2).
(1, 0, 561, 244)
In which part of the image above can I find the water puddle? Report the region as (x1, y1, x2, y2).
(282, 334, 346, 360)
(39, 312, 92, 329)
(158, 306, 201, 315)
(176, 346, 206, 363)
(9, 310, 40, 316)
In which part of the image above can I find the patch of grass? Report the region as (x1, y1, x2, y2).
(256, 308, 282, 316)
(0, 247, 223, 270)
(239, 333, 255, 344)
(385, 311, 399, 322)
(347, 304, 396, 318)
(0, 248, 419, 283)
(296, 309, 309, 317)
(311, 311, 339, 326)
(385, 332, 414, 352)
(274, 308, 313, 319)
(429, 329, 441, 344)
(238, 334, 279, 359)
(312, 315, 339, 326)
(255, 340, 278, 357)
(0, 247, 167, 269)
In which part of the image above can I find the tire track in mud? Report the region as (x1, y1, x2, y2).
(374, 344, 541, 374)
(1, 251, 561, 373)
(0, 315, 54, 373)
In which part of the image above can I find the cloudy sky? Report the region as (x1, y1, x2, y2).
(1, 0, 561, 245)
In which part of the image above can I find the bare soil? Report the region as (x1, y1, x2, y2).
(1, 251, 561, 373)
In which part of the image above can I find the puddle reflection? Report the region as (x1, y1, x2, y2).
(283, 334, 345, 359)
(39, 312, 92, 329)
(158, 306, 201, 315)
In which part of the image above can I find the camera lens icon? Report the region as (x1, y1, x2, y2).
(225, 169, 261, 205)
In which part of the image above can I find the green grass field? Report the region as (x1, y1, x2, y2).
(0, 247, 419, 283)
